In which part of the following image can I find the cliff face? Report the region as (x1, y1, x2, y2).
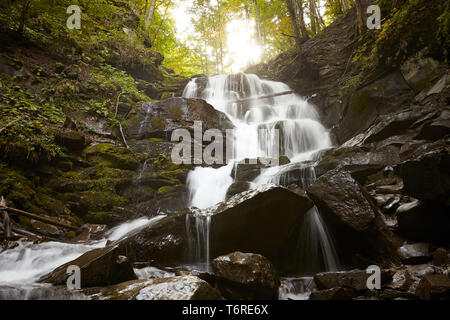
(247, 1, 449, 145)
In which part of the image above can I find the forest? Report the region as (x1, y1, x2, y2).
(0, 0, 449, 304)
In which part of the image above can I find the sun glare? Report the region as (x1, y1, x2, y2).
(226, 19, 262, 73)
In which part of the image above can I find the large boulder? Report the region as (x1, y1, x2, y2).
(307, 169, 375, 231)
(415, 274, 450, 300)
(86, 276, 221, 300)
(125, 97, 232, 141)
(211, 252, 279, 299)
(39, 245, 137, 288)
(401, 147, 450, 207)
(307, 169, 402, 266)
(115, 185, 314, 269)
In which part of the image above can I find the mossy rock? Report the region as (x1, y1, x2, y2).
(63, 190, 128, 214)
(84, 143, 141, 170)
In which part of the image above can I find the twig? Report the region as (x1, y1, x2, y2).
(119, 122, 130, 149)
(114, 91, 125, 118)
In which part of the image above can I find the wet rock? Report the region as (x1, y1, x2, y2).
(212, 251, 279, 300)
(307, 169, 375, 231)
(379, 289, 418, 300)
(401, 147, 450, 207)
(39, 245, 137, 288)
(415, 274, 450, 300)
(87, 276, 221, 300)
(116, 185, 313, 269)
(416, 110, 450, 141)
(432, 248, 450, 267)
(309, 287, 356, 300)
(53, 128, 89, 152)
(386, 269, 413, 291)
(225, 181, 250, 200)
(125, 98, 231, 141)
(397, 243, 431, 265)
(396, 200, 450, 244)
(313, 269, 391, 292)
(231, 160, 267, 182)
(84, 143, 141, 170)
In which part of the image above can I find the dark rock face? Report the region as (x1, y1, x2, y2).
(397, 243, 432, 265)
(310, 287, 356, 300)
(307, 169, 401, 266)
(396, 200, 450, 245)
(205, 185, 314, 269)
(113, 185, 313, 270)
(307, 169, 375, 231)
(225, 181, 250, 200)
(415, 274, 450, 300)
(335, 72, 413, 144)
(314, 269, 391, 292)
(125, 97, 231, 141)
(86, 276, 222, 300)
(401, 147, 450, 207)
(39, 245, 137, 288)
(212, 251, 279, 299)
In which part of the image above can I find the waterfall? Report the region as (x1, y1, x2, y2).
(0, 215, 165, 296)
(182, 73, 339, 277)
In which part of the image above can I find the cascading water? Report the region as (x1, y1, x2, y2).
(183, 74, 339, 287)
(0, 215, 165, 299)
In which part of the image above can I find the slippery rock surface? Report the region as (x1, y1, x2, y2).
(39, 245, 137, 288)
(86, 276, 221, 300)
(313, 269, 391, 292)
(114, 185, 313, 269)
(307, 169, 375, 231)
(212, 252, 279, 300)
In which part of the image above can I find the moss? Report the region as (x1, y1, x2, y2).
(348, 90, 373, 115)
(157, 185, 178, 195)
(84, 143, 141, 170)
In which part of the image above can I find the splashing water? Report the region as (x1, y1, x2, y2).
(183, 73, 339, 279)
(0, 215, 166, 287)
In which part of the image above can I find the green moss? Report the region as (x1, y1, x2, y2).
(84, 143, 141, 170)
(157, 185, 178, 195)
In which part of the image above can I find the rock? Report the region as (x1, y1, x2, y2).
(84, 143, 141, 170)
(396, 199, 450, 244)
(386, 269, 413, 291)
(362, 110, 422, 144)
(416, 110, 450, 141)
(125, 98, 231, 141)
(87, 276, 221, 300)
(379, 289, 418, 300)
(39, 245, 137, 288)
(401, 147, 450, 207)
(309, 287, 356, 300)
(400, 56, 440, 92)
(335, 71, 413, 143)
(203, 185, 314, 269)
(231, 160, 267, 182)
(432, 248, 450, 267)
(53, 128, 89, 152)
(397, 243, 431, 265)
(426, 74, 450, 96)
(415, 274, 450, 300)
(225, 181, 250, 200)
(307, 169, 375, 231)
(314, 269, 391, 292)
(211, 251, 279, 300)
(116, 185, 314, 270)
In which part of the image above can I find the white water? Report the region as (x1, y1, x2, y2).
(0, 215, 166, 286)
(183, 73, 339, 279)
(183, 74, 332, 209)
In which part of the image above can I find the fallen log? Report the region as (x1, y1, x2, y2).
(0, 206, 81, 232)
(231, 91, 294, 104)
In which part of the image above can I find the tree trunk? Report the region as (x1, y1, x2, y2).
(286, 0, 303, 49)
(355, 0, 372, 35)
(17, 0, 31, 34)
(309, 0, 317, 34)
(152, 0, 171, 44)
(253, 0, 262, 45)
(144, 0, 156, 30)
(342, 0, 349, 11)
(295, 0, 309, 40)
